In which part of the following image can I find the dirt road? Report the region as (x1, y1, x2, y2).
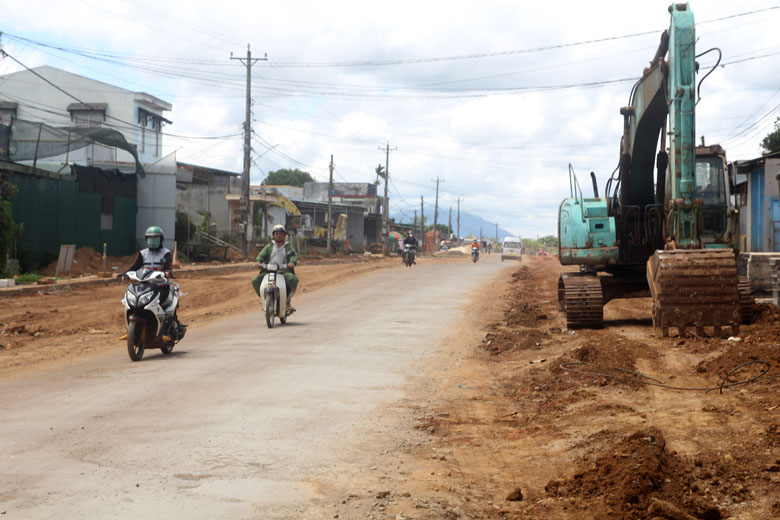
(0, 253, 510, 519)
(4, 254, 780, 519)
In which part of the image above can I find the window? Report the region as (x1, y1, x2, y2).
(138, 108, 168, 157)
(695, 157, 727, 236)
(67, 103, 106, 127)
(0, 102, 18, 125)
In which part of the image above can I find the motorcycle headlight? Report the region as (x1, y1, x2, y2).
(139, 291, 155, 306)
(125, 289, 138, 307)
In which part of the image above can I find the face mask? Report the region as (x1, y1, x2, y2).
(147, 237, 161, 249)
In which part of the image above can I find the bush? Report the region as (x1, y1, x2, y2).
(15, 273, 43, 285)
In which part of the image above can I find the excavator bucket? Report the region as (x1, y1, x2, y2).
(646, 249, 740, 338)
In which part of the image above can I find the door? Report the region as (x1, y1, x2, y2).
(771, 198, 780, 252)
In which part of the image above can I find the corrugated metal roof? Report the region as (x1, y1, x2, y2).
(67, 103, 108, 111)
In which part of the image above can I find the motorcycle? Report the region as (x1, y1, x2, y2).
(121, 268, 186, 361)
(472, 246, 480, 263)
(402, 244, 416, 267)
(258, 263, 292, 328)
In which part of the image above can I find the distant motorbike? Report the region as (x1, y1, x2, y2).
(258, 263, 292, 328)
(472, 246, 480, 263)
(402, 244, 416, 267)
(121, 268, 186, 361)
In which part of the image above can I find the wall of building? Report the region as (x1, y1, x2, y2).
(0, 66, 170, 166)
(176, 183, 231, 233)
(137, 154, 176, 251)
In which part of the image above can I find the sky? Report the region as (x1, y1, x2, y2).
(1, 0, 779, 237)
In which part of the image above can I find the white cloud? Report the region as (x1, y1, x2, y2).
(2, 0, 779, 236)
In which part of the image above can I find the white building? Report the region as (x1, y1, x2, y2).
(0, 65, 175, 249)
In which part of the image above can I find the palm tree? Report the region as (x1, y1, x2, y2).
(374, 164, 385, 185)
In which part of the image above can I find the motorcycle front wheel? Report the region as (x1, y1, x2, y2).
(127, 320, 145, 361)
(265, 294, 276, 328)
(160, 341, 174, 355)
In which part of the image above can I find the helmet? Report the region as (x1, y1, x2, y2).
(272, 224, 287, 236)
(145, 225, 164, 250)
(408, 231, 414, 238)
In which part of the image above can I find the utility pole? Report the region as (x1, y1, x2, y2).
(432, 177, 443, 251)
(420, 195, 425, 253)
(456, 197, 462, 241)
(231, 44, 267, 258)
(448, 207, 452, 238)
(495, 222, 499, 246)
(378, 142, 397, 255)
(327, 154, 334, 253)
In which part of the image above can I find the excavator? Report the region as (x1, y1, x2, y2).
(557, 3, 752, 337)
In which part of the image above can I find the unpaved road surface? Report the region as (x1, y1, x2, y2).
(0, 253, 509, 518)
(4, 253, 780, 519)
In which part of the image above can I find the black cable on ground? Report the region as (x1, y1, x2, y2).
(559, 361, 771, 394)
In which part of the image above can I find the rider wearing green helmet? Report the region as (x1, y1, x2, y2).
(121, 225, 174, 297)
(251, 224, 299, 310)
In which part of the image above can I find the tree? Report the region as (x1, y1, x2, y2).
(0, 176, 17, 276)
(374, 164, 385, 186)
(262, 168, 315, 187)
(761, 117, 780, 155)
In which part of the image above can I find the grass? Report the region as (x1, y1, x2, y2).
(15, 273, 44, 285)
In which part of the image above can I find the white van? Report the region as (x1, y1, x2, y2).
(501, 237, 523, 262)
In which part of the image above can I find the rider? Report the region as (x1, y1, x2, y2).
(252, 224, 299, 310)
(120, 226, 174, 304)
(118, 226, 179, 341)
(402, 231, 418, 264)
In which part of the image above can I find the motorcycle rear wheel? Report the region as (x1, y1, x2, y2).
(127, 321, 145, 361)
(265, 294, 276, 328)
(160, 341, 174, 355)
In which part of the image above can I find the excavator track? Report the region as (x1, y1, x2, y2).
(646, 249, 740, 338)
(558, 273, 603, 328)
(738, 276, 754, 325)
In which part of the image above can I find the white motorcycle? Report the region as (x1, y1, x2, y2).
(471, 246, 480, 263)
(258, 263, 293, 328)
(121, 268, 186, 361)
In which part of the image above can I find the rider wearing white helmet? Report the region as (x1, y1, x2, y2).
(251, 224, 299, 309)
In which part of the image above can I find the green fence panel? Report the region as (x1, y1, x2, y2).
(10, 172, 137, 266)
(75, 192, 102, 252)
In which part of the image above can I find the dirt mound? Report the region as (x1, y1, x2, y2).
(545, 428, 722, 519)
(41, 247, 137, 277)
(753, 302, 780, 326)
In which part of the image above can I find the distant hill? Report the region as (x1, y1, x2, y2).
(391, 205, 516, 241)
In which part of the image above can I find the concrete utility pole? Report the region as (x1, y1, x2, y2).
(448, 207, 452, 238)
(327, 154, 334, 253)
(378, 142, 397, 255)
(456, 197, 462, 240)
(495, 222, 499, 246)
(432, 177, 443, 251)
(420, 195, 425, 252)
(231, 44, 267, 258)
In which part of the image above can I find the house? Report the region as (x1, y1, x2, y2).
(732, 151, 780, 252)
(176, 162, 239, 236)
(302, 182, 384, 250)
(0, 65, 174, 251)
(731, 151, 780, 298)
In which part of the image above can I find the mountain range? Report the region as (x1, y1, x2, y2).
(391, 205, 517, 241)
